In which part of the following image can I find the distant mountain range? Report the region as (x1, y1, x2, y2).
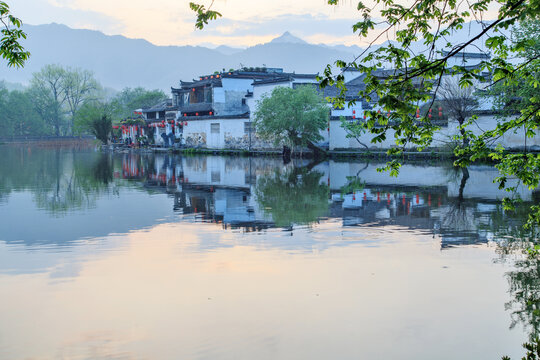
(0, 22, 499, 92)
(1, 24, 359, 91)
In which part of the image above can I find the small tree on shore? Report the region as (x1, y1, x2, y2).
(253, 85, 329, 154)
(439, 78, 480, 147)
(90, 114, 112, 145)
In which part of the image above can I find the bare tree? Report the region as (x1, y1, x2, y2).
(63, 68, 101, 135)
(439, 77, 480, 147)
(29, 64, 67, 136)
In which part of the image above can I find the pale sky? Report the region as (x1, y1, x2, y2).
(11, 0, 501, 48)
(10, 0, 385, 47)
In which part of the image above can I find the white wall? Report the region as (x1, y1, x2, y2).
(183, 118, 250, 149)
(330, 114, 540, 150)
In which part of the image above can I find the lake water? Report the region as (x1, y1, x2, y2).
(0, 145, 538, 360)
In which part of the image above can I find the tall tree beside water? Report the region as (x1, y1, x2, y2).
(254, 86, 329, 154)
(29, 64, 68, 136)
(29, 64, 101, 135)
(63, 68, 101, 135)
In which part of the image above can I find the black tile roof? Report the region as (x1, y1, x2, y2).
(142, 99, 173, 113)
(181, 113, 250, 121)
(179, 102, 214, 113)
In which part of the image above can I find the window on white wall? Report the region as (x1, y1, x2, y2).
(211, 123, 220, 134)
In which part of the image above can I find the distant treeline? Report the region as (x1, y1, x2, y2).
(0, 64, 167, 137)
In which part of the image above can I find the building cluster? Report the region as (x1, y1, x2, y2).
(118, 53, 540, 151)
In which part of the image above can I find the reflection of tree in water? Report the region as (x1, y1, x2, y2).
(0, 147, 117, 215)
(505, 256, 540, 342)
(492, 196, 540, 358)
(255, 166, 329, 228)
(34, 152, 117, 215)
(440, 167, 477, 233)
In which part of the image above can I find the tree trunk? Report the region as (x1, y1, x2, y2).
(458, 118, 469, 147)
(307, 141, 327, 159)
(458, 167, 469, 203)
(282, 145, 291, 164)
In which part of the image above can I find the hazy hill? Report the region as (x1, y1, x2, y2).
(0, 24, 357, 91)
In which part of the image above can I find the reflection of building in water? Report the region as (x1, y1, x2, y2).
(118, 154, 536, 248)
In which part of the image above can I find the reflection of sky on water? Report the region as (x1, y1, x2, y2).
(0, 221, 528, 360)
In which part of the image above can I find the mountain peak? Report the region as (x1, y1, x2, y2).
(269, 31, 307, 45)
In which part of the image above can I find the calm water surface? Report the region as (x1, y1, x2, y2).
(0, 145, 538, 359)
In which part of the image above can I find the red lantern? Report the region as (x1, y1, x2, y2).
(184, 113, 187, 117)
(195, 112, 199, 116)
(192, 88, 195, 92)
(209, 111, 213, 116)
(352, 110, 356, 114)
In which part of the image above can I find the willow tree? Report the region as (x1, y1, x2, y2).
(253, 85, 329, 154)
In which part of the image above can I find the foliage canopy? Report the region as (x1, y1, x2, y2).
(0, 2, 29, 68)
(254, 85, 329, 149)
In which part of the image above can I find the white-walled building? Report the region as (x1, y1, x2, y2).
(168, 68, 318, 150)
(326, 52, 540, 151)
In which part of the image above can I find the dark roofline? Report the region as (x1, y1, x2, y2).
(291, 73, 318, 79)
(141, 99, 173, 113)
(181, 113, 250, 121)
(252, 76, 293, 86)
(442, 50, 491, 59)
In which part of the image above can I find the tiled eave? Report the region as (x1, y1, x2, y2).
(180, 113, 250, 121)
